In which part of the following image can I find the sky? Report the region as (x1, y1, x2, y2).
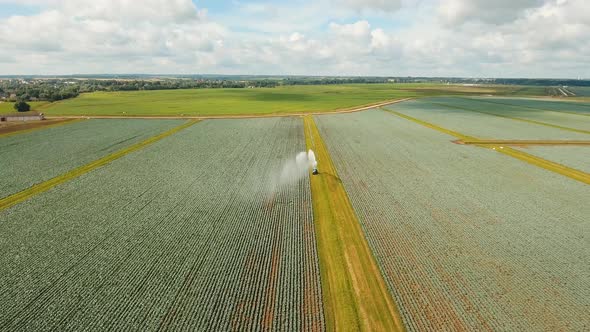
(0, 0, 588, 78)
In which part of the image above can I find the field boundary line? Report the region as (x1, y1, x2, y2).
(459, 140, 590, 146)
(0, 120, 200, 211)
(44, 98, 414, 120)
(0, 119, 84, 138)
(496, 147, 590, 185)
(304, 115, 405, 332)
(382, 108, 590, 185)
(459, 97, 590, 117)
(380, 108, 479, 141)
(428, 101, 590, 135)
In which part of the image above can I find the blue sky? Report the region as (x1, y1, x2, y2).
(0, 0, 588, 77)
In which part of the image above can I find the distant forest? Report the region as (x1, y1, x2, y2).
(1, 75, 589, 103)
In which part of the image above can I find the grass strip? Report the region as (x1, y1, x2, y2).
(0, 119, 84, 138)
(429, 101, 590, 135)
(383, 108, 590, 185)
(304, 115, 405, 332)
(460, 140, 590, 146)
(380, 108, 479, 141)
(0, 120, 199, 211)
(496, 147, 590, 185)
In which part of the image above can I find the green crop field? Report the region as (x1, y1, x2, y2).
(478, 97, 590, 115)
(0, 119, 184, 198)
(35, 84, 528, 117)
(1, 95, 589, 331)
(385, 97, 590, 140)
(314, 109, 590, 331)
(503, 86, 549, 96)
(514, 146, 590, 173)
(0, 101, 49, 114)
(0, 118, 324, 331)
(570, 86, 590, 97)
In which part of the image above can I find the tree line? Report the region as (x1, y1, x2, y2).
(2, 76, 589, 105)
(0, 79, 280, 103)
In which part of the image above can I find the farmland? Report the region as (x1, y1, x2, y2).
(513, 146, 590, 173)
(0, 119, 184, 198)
(569, 86, 590, 97)
(0, 117, 324, 330)
(385, 97, 590, 139)
(36, 84, 534, 117)
(475, 96, 590, 116)
(1, 93, 589, 331)
(315, 109, 589, 331)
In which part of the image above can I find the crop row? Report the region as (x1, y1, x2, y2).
(0, 118, 324, 331)
(314, 109, 590, 331)
(430, 97, 590, 132)
(513, 145, 590, 174)
(0, 119, 185, 199)
(569, 87, 590, 97)
(385, 97, 590, 140)
(484, 96, 590, 114)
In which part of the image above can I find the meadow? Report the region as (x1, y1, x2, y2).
(36, 84, 527, 117)
(0, 101, 48, 114)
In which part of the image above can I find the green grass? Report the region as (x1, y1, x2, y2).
(0, 101, 49, 114)
(304, 116, 405, 332)
(37, 84, 523, 117)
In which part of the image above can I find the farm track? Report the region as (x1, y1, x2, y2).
(428, 101, 590, 135)
(0, 120, 199, 211)
(304, 115, 405, 332)
(459, 139, 590, 146)
(382, 108, 590, 185)
(43, 98, 413, 120)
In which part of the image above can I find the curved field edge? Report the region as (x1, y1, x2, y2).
(304, 115, 405, 332)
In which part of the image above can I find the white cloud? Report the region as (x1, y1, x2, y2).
(338, 0, 402, 13)
(0, 0, 588, 77)
(438, 0, 546, 25)
(0, 0, 226, 73)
